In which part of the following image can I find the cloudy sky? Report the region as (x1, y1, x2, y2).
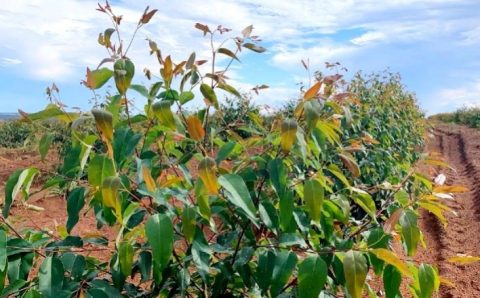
(0, 0, 479, 115)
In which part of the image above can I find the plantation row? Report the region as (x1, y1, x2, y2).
(430, 106, 480, 128)
(0, 3, 457, 298)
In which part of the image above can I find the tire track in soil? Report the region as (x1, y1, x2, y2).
(417, 124, 480, 297)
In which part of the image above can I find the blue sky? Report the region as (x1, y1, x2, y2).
(0, 0, 479, 115)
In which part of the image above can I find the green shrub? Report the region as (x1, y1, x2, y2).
(0, 120, 33, 148)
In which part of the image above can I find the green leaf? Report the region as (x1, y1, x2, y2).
(256, 250, 275, 292)
(200, 83, 218, 109)
(194, 180, 211, 220)
(217, 47, 240, 61)
(270, 251, 297, 297)
(114, 59, 135, 95)
(23, 289, 42, 298)
(2, 169, 22, 218)
(243, 43, 267, 53)
(39, 133, 54, 161)
(0, 230, 6, 271)
(85, 67, 113, 89)
(399, 209, 420, 256)
(215, 141, 236, 164)
(218, 174, 257, 224)
(138, 251, 152, 282)
(88, 155, 115, 187)
(66, 187, 85, 233)
(259, 200, 279, 233)
(343, 250, 368, 298)
(130, 84, 149, 98)
(3, 168, 38, 218)
(145, 214, 173, 283)
(304, 179, 324, 224)
(92, 109, 113, 142)
(19, 104, 78, 123)
(383, 265, 402, 298)
(298, 255, 328, 298)
(119, 241, 134, 277)
(278, 191, 294, 233)
(179, 91, 195, 105)
(152, 101, 176, 130)
(351, 188, 377, 220)
(418, 264, 439, 298)
(217, 83, 241, 98)
(182, 206, 196, 243)
(268, 158, 287, 196)
(38, 256, 64, 298)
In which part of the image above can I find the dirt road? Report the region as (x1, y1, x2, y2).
(418, 124, 480, 297)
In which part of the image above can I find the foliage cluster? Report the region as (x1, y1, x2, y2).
(430, 106, 480, 128)
(0, 120, 33, 148)
(0, 3, 458, 298)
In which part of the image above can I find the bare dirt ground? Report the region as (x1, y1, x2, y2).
(0, 148, 116, 261)
(416, 123, 480, 297)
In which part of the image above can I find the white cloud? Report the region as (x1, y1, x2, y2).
(0, 58, 22, 66)
(428, 79, 480, 113)
(351, 31, 386, 46)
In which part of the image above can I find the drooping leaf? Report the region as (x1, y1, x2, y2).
(92, 109, 113, 142)
(38, 256, 64, 298)
(339, 153, 361, 178)
(3, 168, 38, 218)
(418, 264, 440, 298)
(102, 176, 122, 212)
(66, 187, 85, 233)
(351, 188, 377, 219)
(2, 169, 22, 218)
(182, 206, 196, 243)
(298, 255, 328, 298)
(0, 230, 6, 271)
(280, 118, 297, 152)
(256, 250, 275, 292)
(200, 83, 218, 109)
(152, 100, 176, 129)
(218, 174, 258, 224)
(270, 251, 297, 297)
(114, 58, 135, 95)
(343, 251, 368, 298)
(217, 82, 241, 98)
(194, 180, 211, 220)
(186, 115, 205, 141)
(145, 214, 173, 283)
(218, 48, 240, 61)
(142, 165, 157, 192)
(198, 157, 218, 195)
(119, 241, 134, 277)
(39, 133, 54, 161)
(399, 209, 420, 256)
(383, 265, 402, 298)
(304, 179, 324, 224)
(88, 155, 115, 187)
